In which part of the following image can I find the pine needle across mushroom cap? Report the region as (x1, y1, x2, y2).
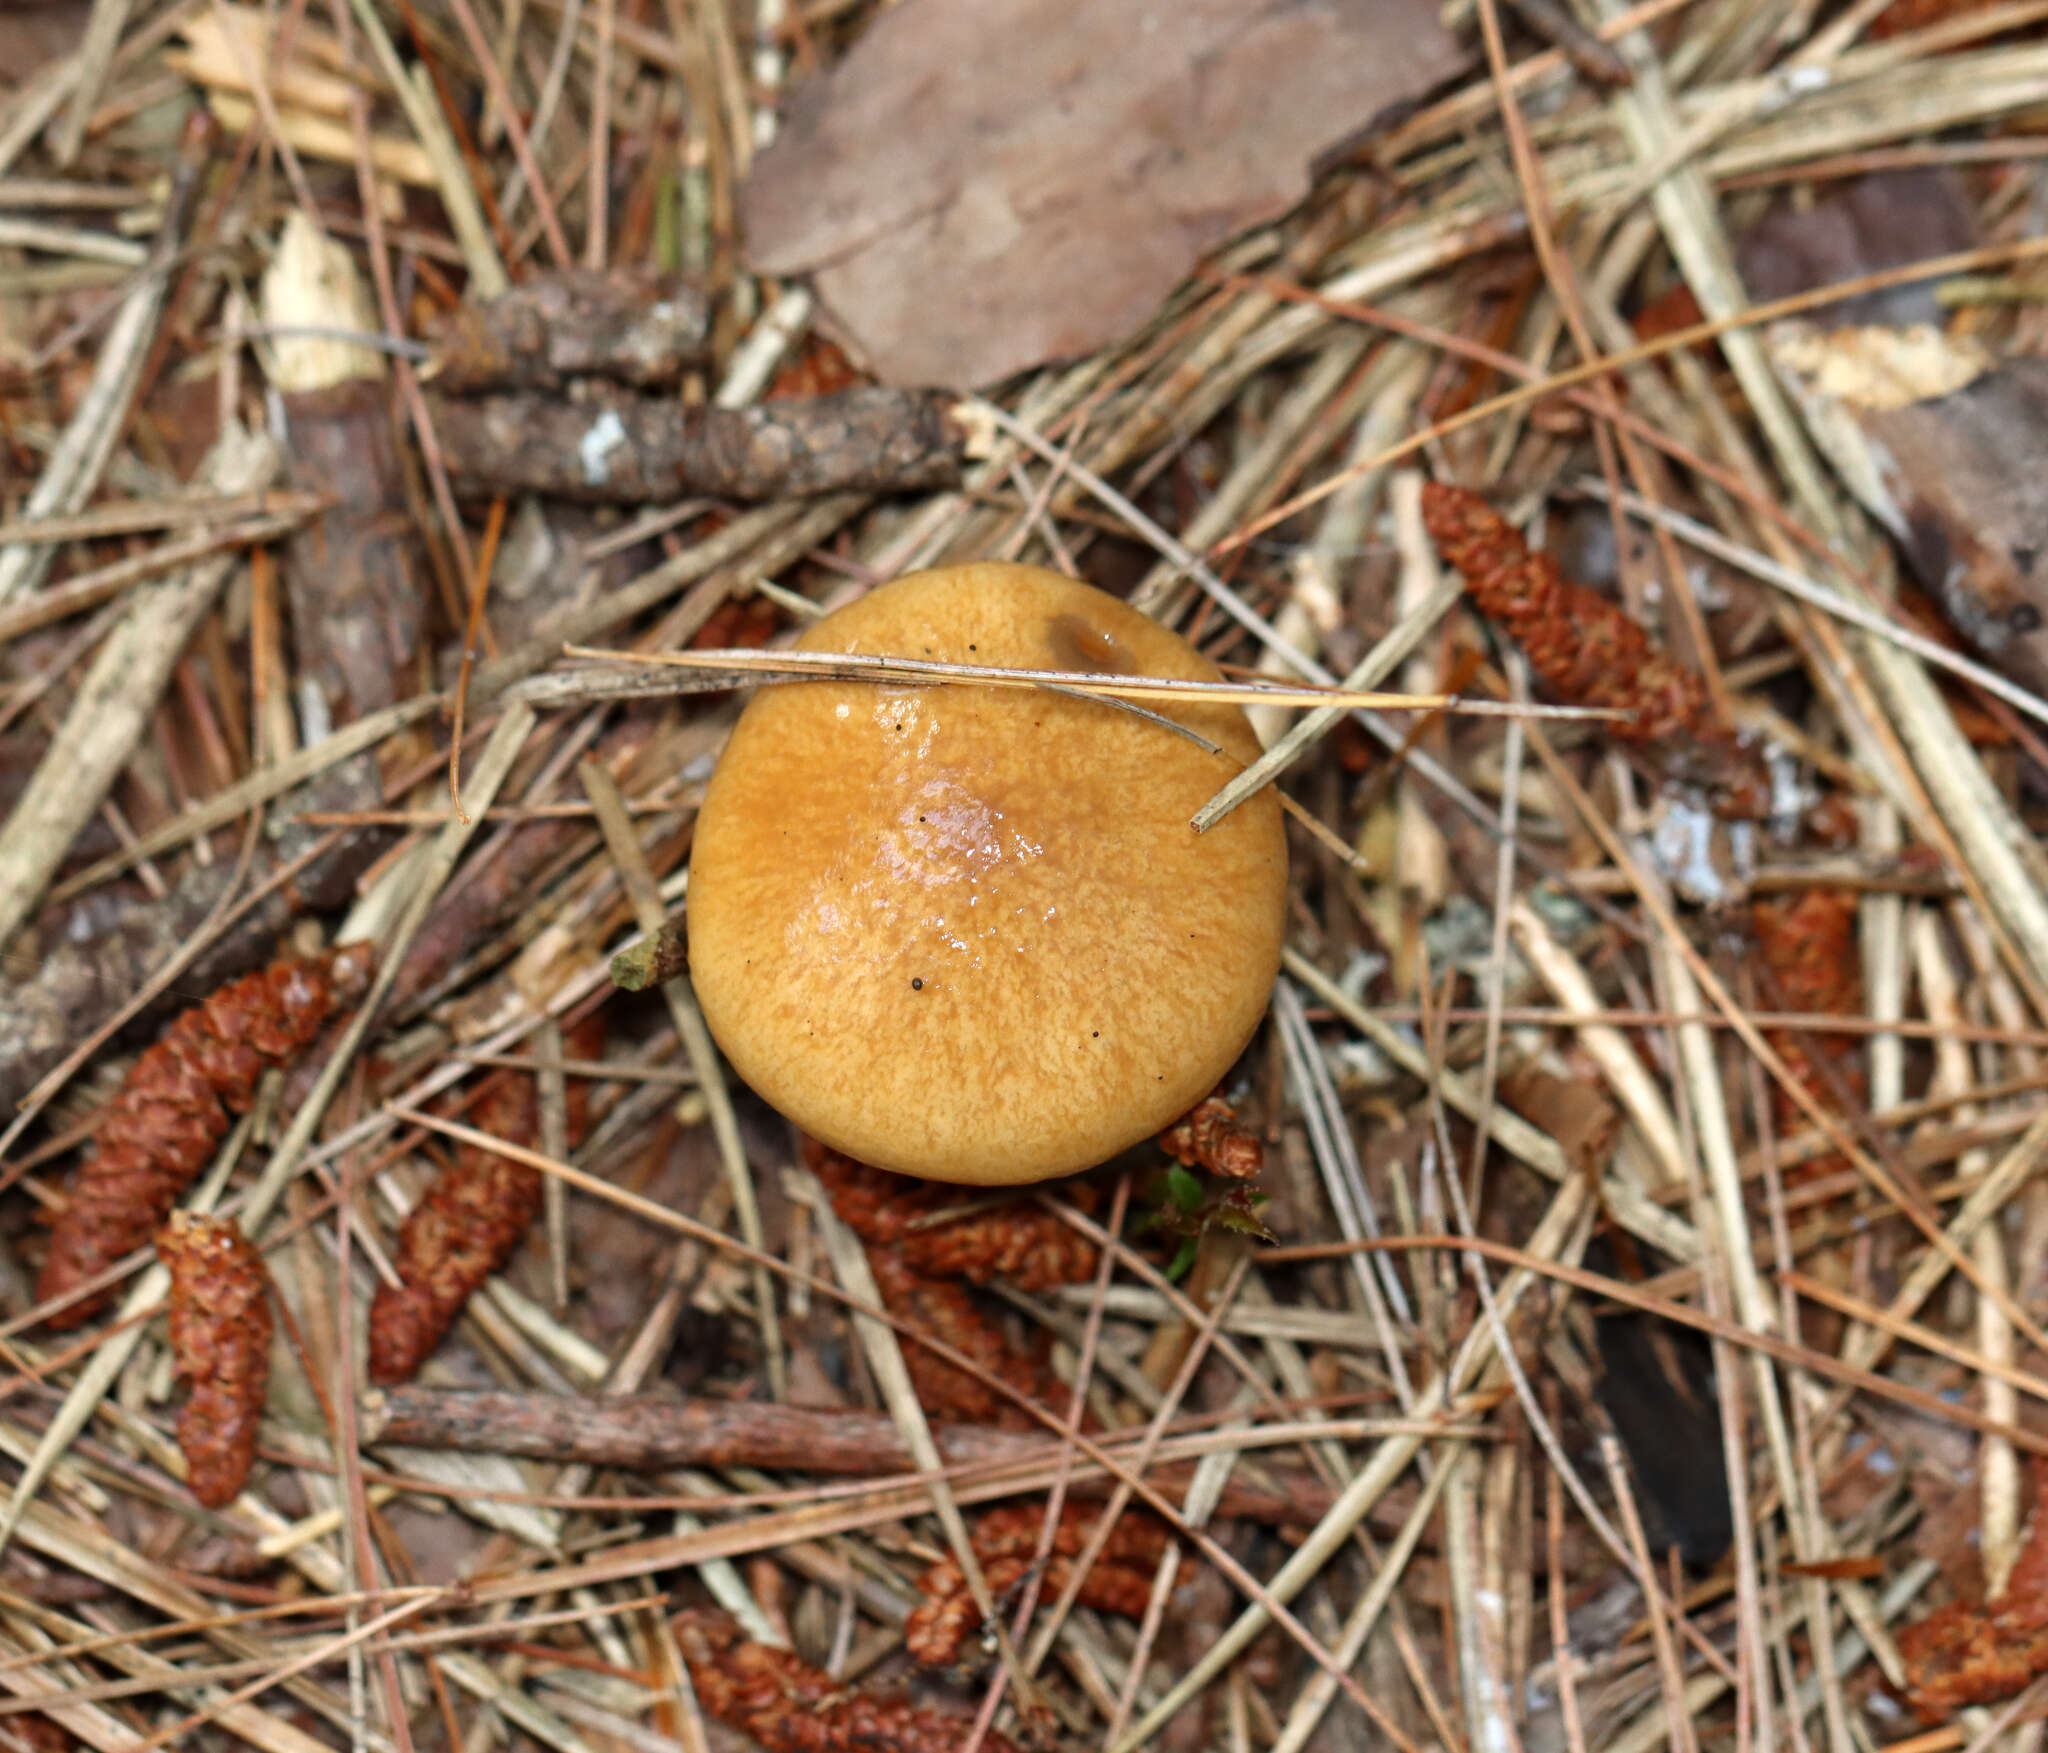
(687, 562, 1287, 1184)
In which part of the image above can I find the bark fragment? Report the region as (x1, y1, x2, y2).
(358, 1384, 1334, 1522)
(427, 269, 712, 393)
(425, 386, 966, 503)
(278, 380, 425, 728)
(261, 210, 428, 730)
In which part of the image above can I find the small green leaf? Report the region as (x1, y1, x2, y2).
(1167, 1237, 1201, 1282)
(1165, 1165, 1205, 1213)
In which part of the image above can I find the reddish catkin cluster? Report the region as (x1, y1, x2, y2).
(155, 1215, 274, 1509)
(805, 1140, 1100, 1289)
(905, 1503, 1174, 1666)
(675, 1610, 1019, 1753)
(1160, 1098, 1264, 1180)
(1753, 889, 1864, 1176)
(1900, 1459, 2048, 1720)
(866, 1249, 1070, 1430)
(368, 1071, 541, 1385)
(804, 1139, 1098, 1428)
(1421, 482, 1766, 815)
(368, 1020, 601, 1384)
(39, 946, 375, 1330)
(3, 1716, 78, 1753)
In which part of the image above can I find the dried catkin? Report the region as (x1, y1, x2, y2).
(803, 1138, 1098, 1290)
(367, 1072, 540, 1385)
(156, 1214, 273, 1509)
(1754, 888, 1865, 1177)
(675, 1610, 1020, 1753)
(367, 1016, 603, 1383)
(866, 1247, 1069, 1430)
(1899, 1457, 2048, 1719)
(4, 1715, 78, 1753)
(905, 1503, 1174, 1666)
(1421, 481, 1767, 816)
(801, 1139, 1098, 1427)
(39, 945, 375, 1329)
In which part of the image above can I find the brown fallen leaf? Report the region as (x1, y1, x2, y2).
(741, 0, 1463, 387)
(1741, 168, 1976, 332)
(1764, 342, 2048, 677)
(1856, 362, 2048, 667)
(1741, 171, 2048, 677)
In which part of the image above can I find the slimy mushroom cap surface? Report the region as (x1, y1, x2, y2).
(687, 562, 1287, 1184)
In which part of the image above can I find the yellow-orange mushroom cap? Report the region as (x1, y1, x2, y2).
(686, 562, 1287, 1184)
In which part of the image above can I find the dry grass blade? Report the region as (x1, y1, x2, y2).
(804, 1192, 1027, 1705)
(0, 124, 206, 607)
(1195, 569, 1466, 829)
(567, 639, 1466, 714)
(38, 693, 444, 904)
(0, 426, 280, 952)
(1113, 1177, 1596, 1751)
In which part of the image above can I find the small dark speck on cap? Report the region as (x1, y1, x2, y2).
(912, 977, 924, 990)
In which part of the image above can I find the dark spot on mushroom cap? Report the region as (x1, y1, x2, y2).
(1047, 612, 1139, 675)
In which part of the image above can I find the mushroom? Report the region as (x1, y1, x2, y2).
(686, 561, 1287, 1185)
